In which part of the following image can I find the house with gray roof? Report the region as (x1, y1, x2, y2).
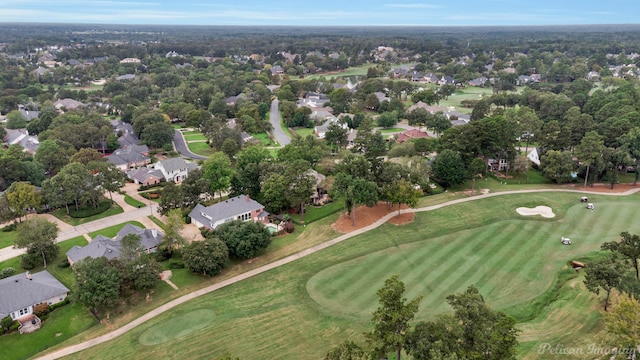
(3, 128, 40, 154)
(18, 106, 40, 121)
(189, 195, 269, 230)
(0, 270, 69, 321)
(153, 157, 198, 183)
(126, 167, 163, 186)
(66, 224, 163, 265)
(54, 98, 84, 112)
(106, 144, 150, 170)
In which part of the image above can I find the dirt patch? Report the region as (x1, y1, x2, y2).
(332, 202, 415, 233)
(516, 205, 555, 218)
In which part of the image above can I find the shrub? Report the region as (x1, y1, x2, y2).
(58, 259, 70, 268)
(154, 249, 171, 262)
(68, 200, 111, 218)
(9, 320, 20, 332)
(168, 259, 185, 269)
(2, 223, 17, 232)
(1, 316, 13, 333)
(49, 297, 70, 311)
(20, 254, 37, 270)
(0, 267, 17, 279)
(33, 303, 50, 319)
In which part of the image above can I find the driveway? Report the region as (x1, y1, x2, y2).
(269, 99, 291, 147)
(173, 130, 208, 160)
(33, 187, 640, 360)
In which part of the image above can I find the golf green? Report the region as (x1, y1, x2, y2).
(306, 201, 640, 320)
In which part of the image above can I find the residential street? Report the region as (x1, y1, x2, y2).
(269, 99, 291, 146)
(172, 129, 208, 160)
(33, 186, 640, 360)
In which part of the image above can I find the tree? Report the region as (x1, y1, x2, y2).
(70, 148, 105, 165)
(388, 179, 421, 215)
(74, 256, 122, 317)
(584, 256, 624, 311)
(182, 237, 229, 276)
(6, 110, 26, 129)
(15, 217, 59, 268)
(467, 157, 487, 194)
(367, 275, 422, 360)
(213, 220, 272, 259)
(432, 149, 466, 188)
(470, 99, 489, 121)
(353, 118, 386, 159)
(203, 152, 234, 200)
(427, 112, 451, 139)
(140, 121, 174, 148)
(325, 341, 371, 360)
(161, 209, 187, 256)
(602, 232, 640, 280)
(325, 122, 349, 151)
(6, 181, 41, 222)
(377, 112, 398, 128)
(332, 173, 379, 226)
(574, 131, 604, 187)
(540, 150, 575, 184)
(284, 160, 315, 222)
(603, 147, 632, 190)
(34, 139, 74, 176)
(408, 286, 519, 360)
(603, 294, 640, 359)
(620, 127, 640, 185)
(90, 160, 124, 203)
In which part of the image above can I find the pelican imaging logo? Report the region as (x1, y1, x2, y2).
(538, 343, 638, 356)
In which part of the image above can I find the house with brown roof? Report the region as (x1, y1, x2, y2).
(395, 129, 429, 143)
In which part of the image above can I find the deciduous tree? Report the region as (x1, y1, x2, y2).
(15, 217, 59, 268)
(74, 256, 122, 318)
(203, 152, 234, 200)
(213, 220, 272, 259)
(584, 256, 624, 311)
(183, 237, 229, 276)
(367, 275, 422, 360)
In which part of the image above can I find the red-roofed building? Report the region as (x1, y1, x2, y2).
(395, 129, 429, 143)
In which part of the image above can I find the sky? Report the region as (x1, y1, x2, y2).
(0, 0, 638, 27)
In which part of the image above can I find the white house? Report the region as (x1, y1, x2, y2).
(0, 271, 69, 321)
(189, 195, 269, 230)
(153, 157, 198, 183)
(527, 148, 541, 166)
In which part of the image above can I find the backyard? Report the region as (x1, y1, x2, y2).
(50, 191, 640, 360)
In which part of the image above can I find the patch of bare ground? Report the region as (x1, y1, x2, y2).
(332, 202, 415, 233)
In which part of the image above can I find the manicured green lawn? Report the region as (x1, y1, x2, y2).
(0, 302, 97, 360)
(0, 228, 18, 249)
(58, 192, 640, 360)
(124, 194, 146, 208)
(52, 201, 124, 226)
(377, 127, 404, 134)
(187, 142, 214, 156)
(290, 200, 344, 224)
(302, 65, 372, 81)
(183, 134, 207, 141)
(148, 216, 165, 228)
(252, 132, 276, 146)
(292, 127, 314, 138)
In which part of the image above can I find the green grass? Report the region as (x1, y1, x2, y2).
(0, 302, 97, 360)
(279, 112, 293, 139)
(252, 132, 276, 146)
(52, 201, 124, 226)
(56, 192, 640, 360)
(292, 127, 314, 138)
(290, 200, 344, 224)
(138, 309, 216, 345)
(187, 142, 214, 156)
(88, 221, 145, 239)
(0, 228, 18, 249)
(124, 194, 146, 208)
(183, 134, 207, 141)
(377, 127, 404, 134)
(148, 216, 165, 228)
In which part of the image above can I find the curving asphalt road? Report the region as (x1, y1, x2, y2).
(269, 99, 291, 147)
(173, 129, 208, 160)
(34, 186, 640, 360)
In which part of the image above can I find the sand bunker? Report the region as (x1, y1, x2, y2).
(516, 205, 555, 218)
